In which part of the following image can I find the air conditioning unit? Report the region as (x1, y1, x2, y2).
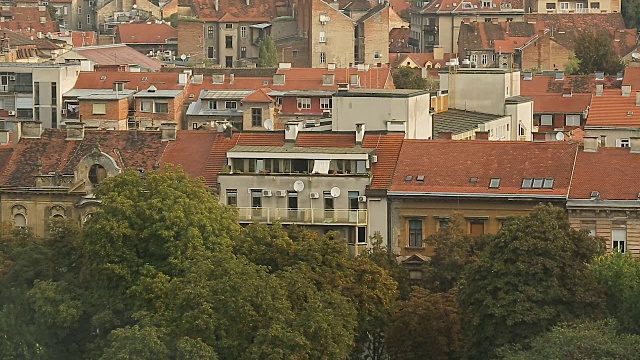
(358, 195, 367, 203)
(262, 189, 272, 197)
(7, 110, 15, 116)
(275, 190, 286, 197)
(310, 192, 320, 199)
(371, 155, 378, 163)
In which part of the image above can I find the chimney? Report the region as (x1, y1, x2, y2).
(583, 136, 599, 152)
(355, 123, 365, 145)
(630, 137, 640, 153)
(65, 121, 84, 140)
(596, 84, 604, 96)
(215, 0, 219, 11)
(438, 131, 452, 140)
(229, 73, 235, 84)
(22, 121, 43, 139)
(475, 130, 489, 140)
(337, 83, 349, 92)
(622, 84, 632, 96)
(533, 132, 545, 141)
(246, 0, 249, 5)
(160, 122, 177, 141)
(285, 121, 301, 143)
(635, 92, 640, 106)
(178, 73, 187, 85)
(433, 46, 444, 61)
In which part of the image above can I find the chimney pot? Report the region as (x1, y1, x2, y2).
(475, 130, 489, 140)
(583, 136, 599, 152)
(160, 122, 177, 141)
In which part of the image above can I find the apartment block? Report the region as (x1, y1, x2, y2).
(526, 0, 620, 13)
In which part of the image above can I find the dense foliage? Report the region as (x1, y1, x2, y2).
(258, 37, 278, 67)
(392, 66, 438, 90)
(574, 31, 625, 75)
(622, 0, 640, 29)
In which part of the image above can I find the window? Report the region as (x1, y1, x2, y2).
(582, 222, 596, 237)
(540, 114, 553, 126)
(374, 51, 381, 59)
(207, 26, 214, 38)
(207, 46, 215, 59)
(154, 102, 168, 113)
(320, 52, 326, 64)
(350, 74, 359, 86)
(521, 178, 554, 189)
(225, 23, 233, 29)
(92, 103, 106, 115)
(546, 2, 556, 9)
(225, 101, 237, 109)
(208, 100, 217, 110)
(612, 228, 627, 253)
(618, 138, 631, 148)
(87, 14, 91, 24)
(34, 82, 39, 105)
(559, 2, 569, 10)
(489, 178, 501, 188)
(77, 6, 82, 14)
(13, 213, 26, 228)
(319, 31, 326, 43)
(485, 17, 492, 22)
(590, 2, 600, 8)
(114, 82, 125, 92)
(297, 97, 311, 109)
(52, 108, 57, 128)
(320, 98, 331, 109)
(140, 100, 152, 112)
(542, 178, 554, 189)
(470, 54, 478, 64)
(88, 164, 107, 185)
(16, 109, 33, 118)
(251, 108, 262, 127)
(241, 26, 247, 38)
(77, 21, 82, 29)
(225, 36, 233, 48)
(565, 114, 581, 126)
(506, 17, 513, 21)
(251, 189, 262, 208)
(240, 46, 246, 58)
(408, 219, 423, 247)
(225, 56, 233, 68)
(481, 54, 488, 65)
(226, 189, 237, 206)
(51, 82, 57, 103)
(324, 191, 334, 218)
(470, 221, 485, 237)
(482, 0, 491, 6)
(438, 218, 449, 231)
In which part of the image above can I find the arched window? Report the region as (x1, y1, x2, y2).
(89, 164, 107, 185)
(84, 213, 94, 224)
(207, 26, 214, 39)
(14, 213, 26, 228)
(52, 214, 64, 219)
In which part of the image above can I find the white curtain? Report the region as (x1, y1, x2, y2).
(312, 160, 331, 174)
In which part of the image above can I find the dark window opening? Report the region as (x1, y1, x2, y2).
(88, 164, 107, 185)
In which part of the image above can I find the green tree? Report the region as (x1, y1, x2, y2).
(574, 31, 624, 75)
(386, 288, 462, 360)
(422, 214, 487, 292)
(499, 320, 640, 360)
(258, 36, 278, 67)
(622, 0, 640, 29)
(393, 66, 430, 89)
(564, 54, 581, 75)
(458, 205, 605, 359)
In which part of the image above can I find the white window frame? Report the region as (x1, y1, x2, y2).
(320, 98, 331, 109)
(297, 97, 311, 109)
(225, 101, 237, 109)
(208, 100, 217, 110)
(481, 54, 488, 65)
(612, 228, 627, 253)
(320, 52, 326, 64)
(540, 114, 553, 126)
(87, 14, 91, 24)
(241, 26, 247, 38)
(77, 6, 82, 14)
(616, 138, 630, 147)
(374, 51, 381, 59)
(319, 31, 326, 43)
(470, 54, 478, 64)
(139, 100, 152, 112)
(559, 1, 569, 11)
(565, 114, 581, 126)
(92, 103, 106, 115)
(153, 101, 169, 114)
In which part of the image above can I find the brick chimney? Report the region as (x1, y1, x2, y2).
(438, 131, 452, 140)
(475, 130, 489, 140)
(22, 121, 43, 139)
(161, 122, 177, 141)
(533, 132, 545, 141)
(583, 136, 599, 152)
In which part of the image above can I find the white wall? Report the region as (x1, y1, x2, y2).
(505, 101, 534, 141)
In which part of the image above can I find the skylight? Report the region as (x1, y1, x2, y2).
(522, 178, 554, 189)
(417, 175, 425, 182)
(405, 175, 413, 182)
(489, 178, 501, 188)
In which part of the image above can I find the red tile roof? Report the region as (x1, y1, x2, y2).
(459, 21, 539, 54)
(622, 66, 640, 88)
(569, 148, 640, 200)
(529, 93, 591, 114)
(415, 0, 524, 13)
(389, 27, 411, 54)
(160, 131, 220, 180)
(363, 132, 405, 190)
(71, 31, 96, 47)
(0, 7, 58, 34)
(389, 52, 451, 68)
(114, 23, 178, 44)
(192, 0, 278, 21)
(520, 74, 621, 95)
(241, 88, 274, 103)
(586, 89, 640, 127)
(0, 130, 167, 187)
(296, 133, 356, 148)
(390, 0, 411, 15)
(390, 140, 577, 196)
(72, 72, 187, 91)
(72, 44, 163, 71)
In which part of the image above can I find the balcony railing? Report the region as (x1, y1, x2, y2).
(236, 207, 367, 225)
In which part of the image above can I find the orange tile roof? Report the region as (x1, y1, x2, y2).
(390, 52, 452, 68)
(587, 89, 640, 127)
(415, 0, 524, 13)
(71, 31, 97, 47)
(622, 67, 640, 88)
(569, 148, 640, 200)
(0, 7, 58, 34)
(296, 133, 356, 148)
(193, 0, 277, 21)
(390, 140, 577, 196)
(72, 72, 186, 91)
(521, 74, 621, 95)
(529, 93, 591, 114)
(363, 133, 405, 190)
(160, 131, 220, 180)
(115, 23, 178, 44)
(390, 0, 411, 14)
(241, 88, 274, 103)
(389, 27, 411, 53)
(459, 21, 539, 54)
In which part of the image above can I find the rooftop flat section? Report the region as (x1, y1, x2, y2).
(433, 109, 506, 137)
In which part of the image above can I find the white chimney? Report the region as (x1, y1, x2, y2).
(215, 0, 219, 11)
(285, 121, 301, 143)
(596, 84, 603, 96)
(355, 123, 365, 145)
(178, 73, 187, 85)
(230, 73, 235, 84)
(635, 92, 640, 106)
(622, 84, 632, 97)
(583, 136, 599, 152)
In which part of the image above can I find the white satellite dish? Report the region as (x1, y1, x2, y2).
(180, 54, 187, 61)
(264, 119, 274, 131)
(330, 187, 341, 198)
(555, 132, 565, 141)
(293, 180, 304, 192)
(632, 52, 640, 60)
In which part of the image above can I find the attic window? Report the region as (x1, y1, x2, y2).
(263, 80, 269, 86)
(100, 76, 106, 80)
(89, 164, 107, 186)
(416, 175, 425, 182)
(405, 175, 413, 182)
(142, 76, 148, 82)
(469, 177, 478, 184)
(521, 178, 554, 189)
(489, 178, 501, 188)
(523, 72, 533, 80)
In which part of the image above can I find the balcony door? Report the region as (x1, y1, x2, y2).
(575, 2, 585, 12)
(348, 191, 359, 223)
(251, 190, 262, 219)
(287, 191, 299, 221)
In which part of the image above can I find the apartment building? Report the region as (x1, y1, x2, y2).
(133, 87, 185, 130)
(0, 63, 81, 129)
(97, 0, 178, 34)
(50, 0, 96, 31)
(526, 0, 620, 13)
(584, 85, 640, 146)
(113, 23, 178, 58)
(0, 6, 59, 35)
(409, 0, 524, 53)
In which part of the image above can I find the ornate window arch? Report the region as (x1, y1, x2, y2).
(49, 204, 67, 219)
(11, 204, 27, 228)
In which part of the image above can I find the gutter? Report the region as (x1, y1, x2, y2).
(566, 144, 578, 202)
(387, 191, 567, 200)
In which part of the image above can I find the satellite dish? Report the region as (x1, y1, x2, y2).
(330, 187, 341, 198)
(293, 180, 304, 192)
(180, 54, 187, 61)
(632, 52, 640, 60)
(264, 119, 274, 131)
(555, 132, 565, 141)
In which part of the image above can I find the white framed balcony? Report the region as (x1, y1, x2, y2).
(236, 207, 367, 225)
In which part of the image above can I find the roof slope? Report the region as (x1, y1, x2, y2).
(459, 21, 537, 52)
(528, 93, 591, 114)
(520, 74, 621, 95)
(586, 89, 640, 127)
(115, 23, 178, 44)
(0, 7, 58, 34)
(72, 44, 162, 71)
(160, 131, 220, 180)
(72, 72, 185, 91)
(193, 0, 279, 21)
(433, 109, 506, 137)
(0, 130, 167, 187)
(390, 140, 577, 196)
(363, 133, 405, 190)
(569, 148, 640, 200)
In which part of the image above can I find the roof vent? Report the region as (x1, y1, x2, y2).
(555, 71, 564, 81)
(617, 71, 624, 80)
(595, 71, 604, 81)
(416, 175, 425, 182)
(628, 111, 633, 116)
(100, 76, 106, 80)
(590, 191, 600, 200)
(469, 177, 478, 184)
(405, 175, 413, 182)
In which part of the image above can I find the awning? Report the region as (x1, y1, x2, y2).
(312, 160, 331, 174)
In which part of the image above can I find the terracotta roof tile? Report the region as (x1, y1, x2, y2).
(193, 0, 279, 21)
(529, 93, 591, 113)
(622, 67, 640, 88)
(160, 131, 219, 179)
(72, 72, 185, 91)
(73, 44, 163, 71)
(363, 133, 405, 190)
(296, 133, 356, 148)
(241, 88, 274, 103)
(389, 27, 411, 53)
(586, 89, 640, 127)
(115, 23, 178, 44)
(0, 7, 58, 34)
(520, 74, 620, 95)
(459, 21, 537, 53)
(570, 148, 640, 200)
(389, 52, 452, 68)
(71, 31, 96, 47)
(0, 130, 167, 188)
(416, 0, 524, 13)
(390, 140, 577, 196)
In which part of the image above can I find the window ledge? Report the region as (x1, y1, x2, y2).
(404, 246, 425, 250)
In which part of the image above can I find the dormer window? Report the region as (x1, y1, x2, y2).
(521, 178, 554, 189)
(489, 178, 501, 188)
(89, 164, 107, 185)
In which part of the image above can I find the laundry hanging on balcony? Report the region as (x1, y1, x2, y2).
(312, 160, 331, 174)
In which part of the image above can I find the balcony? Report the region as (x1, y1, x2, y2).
(236, 207, 367, 225)
(422, 24, 437, 32)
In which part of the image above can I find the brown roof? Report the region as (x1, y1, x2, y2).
(459, 21, 538, 53)
(529, 93, 591, 114)
(363, 132, 405, 190)
(524, 13, 638, 57)
(241, 88, 274, 103)
(415, 0, 524, 13)
(71, 31, 97, 47)
(0, 130, 167, 188)
(193, 0, 278, 21)
(586, 89, 640, 127)
(569, 148, 640, 200)
(622, 67, 640, 88)
(389, 27, 411, 53)
(160, 131, 220, 180)
(520, 74, 621, 95)
(0, 7, 58, 34)
(73, 44, 163, 71)
(389, 52, 452, 68)
(390, 140, 577, 196)
(72, 72, 187, 91)
(115, 23, 178, 44)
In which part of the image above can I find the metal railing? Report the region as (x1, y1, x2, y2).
(236, 207, 367, 225)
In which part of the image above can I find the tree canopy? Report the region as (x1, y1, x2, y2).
(392, 66, 437, 90)
(574, 31, 624, 75)
(258, 36, 278, 67)
(622, 0, 640, 29)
